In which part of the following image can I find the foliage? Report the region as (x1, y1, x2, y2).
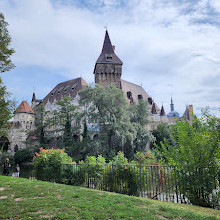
(51, 96, 81, 150)
(79, 84, 153, 160)
(151, 123, 174, 160)
(129, 100, 155, 154)
(0, 78, 15, 138)
(0, 151, 14, 164)
(33, 148, 72, 182)
(27, 104, 50, 147)
(14, 148, 33, 164)
(109, 151, 128, 165)
(159, 109, 220, 208)
(0, 12, 15, 73)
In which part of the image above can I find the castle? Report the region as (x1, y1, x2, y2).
(4, 30, 193, 153)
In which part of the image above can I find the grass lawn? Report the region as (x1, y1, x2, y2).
(0, 176, 219, 220)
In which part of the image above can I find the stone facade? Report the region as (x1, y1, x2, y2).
(94, 63, 122, 89)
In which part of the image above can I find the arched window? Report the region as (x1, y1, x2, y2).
(127, 91, 132, 99)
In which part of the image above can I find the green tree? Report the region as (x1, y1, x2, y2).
(129, 100, 155, 155)
(0, 12, 15, 142)
(79, 84, 153, 160)
(159, 109, 220, 208)
(26, 104, 50, 148)
(0, 78, 15, 138)
(79, 84, 137, 158)
(0, 12, 15, 73)
(52, 96, 81, 152)
(151, 123, 174, 159)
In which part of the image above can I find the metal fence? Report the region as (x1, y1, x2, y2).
(61, 164, 180, 202)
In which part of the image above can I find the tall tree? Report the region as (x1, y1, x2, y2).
(52, 96, 80, 151)
(0, 12, 15, 140)
(0, 78, 15, 138)
(79, 84, 153, 159)
(0, 12, 15, 73)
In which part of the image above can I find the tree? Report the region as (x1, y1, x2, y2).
(0, 12, 15, 73)
(52, 96, 81, 153)
(0, 12, 15, 146)
(151, 123, 174, 159)
(159, 109, 220, 208)
(79, 84, 153, 160)
(0, 78, 15, 138)
(129, 100, 155, 154)
(26, 104, 50, 148)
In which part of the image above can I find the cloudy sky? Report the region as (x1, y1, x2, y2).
(1, 0, 220, 116)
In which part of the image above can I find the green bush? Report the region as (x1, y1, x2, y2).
(104, 152, 140, 196)
(33, 148, 73, 183)
(61, 164, 86, 186)
(14, 148, 33, 164)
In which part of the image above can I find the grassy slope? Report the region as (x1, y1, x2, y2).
(0, 176, 219, 220)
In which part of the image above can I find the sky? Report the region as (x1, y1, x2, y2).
(1, 0, 220, 117)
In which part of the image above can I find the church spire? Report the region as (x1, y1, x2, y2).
(170, 97, 174, 112)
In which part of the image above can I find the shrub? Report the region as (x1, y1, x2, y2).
(14, 148, 33, 164)
(33, 148, 72, 183)
(104, 152, 140, 196)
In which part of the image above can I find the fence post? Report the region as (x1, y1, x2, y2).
(174, 166, 179, 203)
(140, 164, 143, 197)
(87, 164, 89, 188)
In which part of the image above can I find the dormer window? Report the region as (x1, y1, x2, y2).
(72, 87, 75, 91)
(57, 91, 61, 95)
(138, 95, 143, 100)
(105, 54, 112, 61)
(148, 97, 153, 105)
(64, 88, 68, 93)
(51, 93, 54, 96)
(127, 91, 132, 99)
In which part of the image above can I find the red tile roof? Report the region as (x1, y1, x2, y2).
(15, 101, 34, 114)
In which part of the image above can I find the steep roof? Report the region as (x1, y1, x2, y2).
(15, 101, 34, 114)
(121, 80, 160, 111)
(96, 30, 123, 65)
(151, 102, 157, 114)
(42, 77, 88, 104)
(160, 105, 166, 116)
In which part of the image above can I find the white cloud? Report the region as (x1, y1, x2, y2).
(1, 0, 220, 116)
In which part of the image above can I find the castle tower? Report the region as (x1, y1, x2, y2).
(9, 101, 35, 152)
(94, 30, 123, 89)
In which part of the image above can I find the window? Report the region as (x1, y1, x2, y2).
(138, 95, 143, 100)
(57, 91, 61, 95)
(64, 88, 68, 93)
(51, 92, 54, 96)
(105, 54, 112, 60)
(148, 97, 153, 105)
(127, 91, 132, 99)
(72, 87, 75, 91)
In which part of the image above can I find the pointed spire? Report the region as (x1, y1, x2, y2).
(160, 105, 166, 116)
(170, 97, 174, 112)
(96, 30, 123, 64)
(151, 102, 157, 114)
(32, 92, 36, 102)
